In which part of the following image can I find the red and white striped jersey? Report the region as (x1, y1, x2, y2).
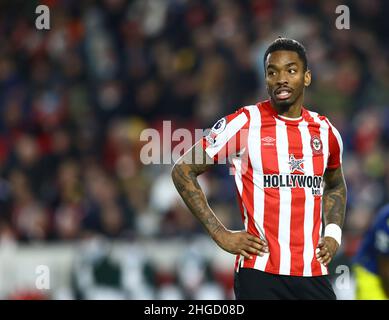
(202, 100, 343, 277)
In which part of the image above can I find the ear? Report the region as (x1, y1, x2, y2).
(304, 70, 311, 87)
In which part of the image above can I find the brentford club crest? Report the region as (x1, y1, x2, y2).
(310, 135, 323, 154)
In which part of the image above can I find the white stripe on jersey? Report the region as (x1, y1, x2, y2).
(275, 118, 292, 275)
(299, 121, 315, 276)
(309, 111, 329, 275)
(246, 105, 269, 270)
(205, 112, 248, 158)
(233, 156, 243, 196)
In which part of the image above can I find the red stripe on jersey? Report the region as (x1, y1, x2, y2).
(239, 110, 261, 269)
(234, 183, 245, 271)
(306, 118, 326, 275)
(241, 156, 260, 268)
(286, 123, 305, 276)
(201, 136, 207, 152)
(260, 108, 281, 274)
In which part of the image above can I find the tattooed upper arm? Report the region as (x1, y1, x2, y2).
(174, 140, 215, 176)
(171, 140, 225, 238)
(324, 166, 346, 189)
(323, 166, 347, 227)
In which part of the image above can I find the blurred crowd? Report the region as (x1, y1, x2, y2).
(0, 0, 389, 299)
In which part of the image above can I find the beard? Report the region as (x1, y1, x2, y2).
(274, 98, 293, 111)
(271, 94, 297, 113)
(269, 88, 303, 113)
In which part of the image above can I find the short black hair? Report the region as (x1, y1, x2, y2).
(263, 37, 308, 71)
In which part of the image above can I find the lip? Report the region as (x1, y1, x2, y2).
(274, 86, 293, 100)
(274, 86, 293, 95)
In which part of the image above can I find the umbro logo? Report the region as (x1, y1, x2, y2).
(261, 136, 276, 146)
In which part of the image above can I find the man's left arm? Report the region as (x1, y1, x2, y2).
(316, 166, 347, 266)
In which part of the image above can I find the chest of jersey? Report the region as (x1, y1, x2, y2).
(249, 119, 328, 178)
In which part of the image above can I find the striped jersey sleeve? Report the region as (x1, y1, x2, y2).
(326, 119, 343, 170)
(202, 108, 249, 162)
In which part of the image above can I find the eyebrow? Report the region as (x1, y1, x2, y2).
(267, 62, 298, 69)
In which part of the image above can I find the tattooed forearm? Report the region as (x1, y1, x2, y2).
(171, 142, 225, 239)
(323, 167, 347, 227)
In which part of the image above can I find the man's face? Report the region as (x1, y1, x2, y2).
(265, 50, 311, 109)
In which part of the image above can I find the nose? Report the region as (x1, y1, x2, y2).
(276, 78, 288, 86)
(276, 71, 288, 85)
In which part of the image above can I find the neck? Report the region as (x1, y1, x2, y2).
(270, 94, 304, 118)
